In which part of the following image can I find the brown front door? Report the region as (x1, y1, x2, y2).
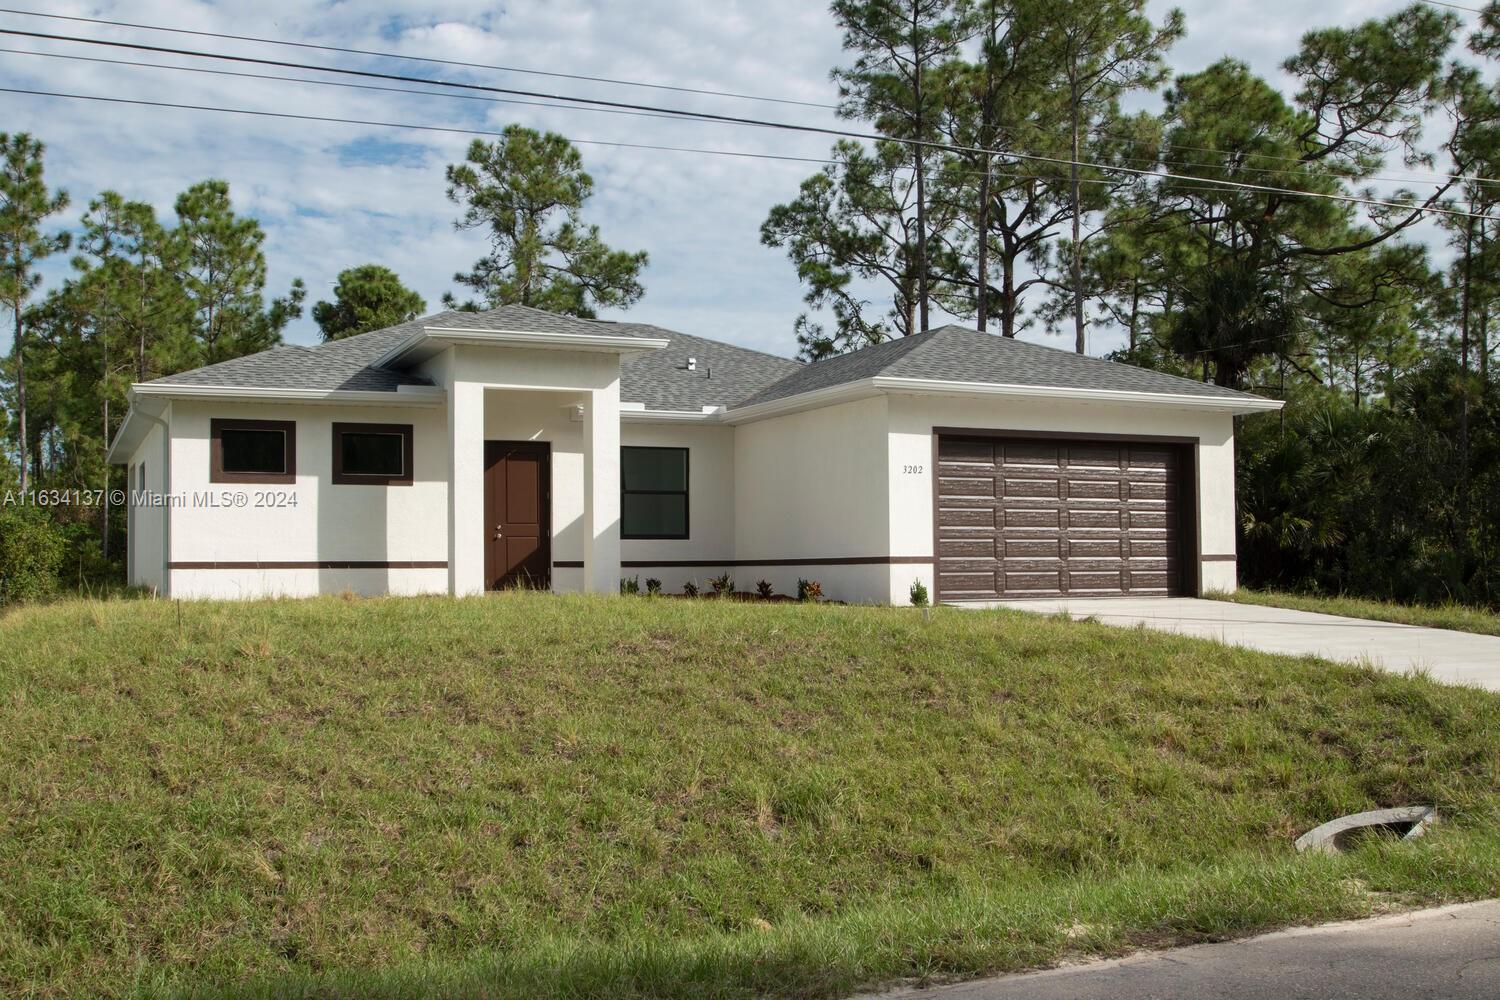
(484, 441, 551, 590)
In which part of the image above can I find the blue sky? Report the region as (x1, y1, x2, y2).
(0, 0, 1481, 360)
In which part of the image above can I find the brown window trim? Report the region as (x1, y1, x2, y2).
(332, 422, 415, 486)
(210, 418, 296, 484)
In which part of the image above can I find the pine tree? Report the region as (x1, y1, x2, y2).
(0, 132, 69, 494)
(444, 128, 647, 316)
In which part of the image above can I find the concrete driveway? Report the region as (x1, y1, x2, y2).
(964, 597, 1500, 692)
(867, 900, 1500, 999)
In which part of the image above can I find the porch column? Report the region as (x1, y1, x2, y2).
(582, 377, 621, 594)
(449, 380, 486, 596)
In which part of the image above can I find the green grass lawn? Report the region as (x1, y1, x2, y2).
(2, 594, 1497, 999)
(1212, 588, 1500, 636)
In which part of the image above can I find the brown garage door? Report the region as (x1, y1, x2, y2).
(935, 435, 1190, 600)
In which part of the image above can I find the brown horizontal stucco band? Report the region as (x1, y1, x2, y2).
(1200, 554, 1237, 562)
(169, 561, 448, 570)
(553, 557, 933, 569)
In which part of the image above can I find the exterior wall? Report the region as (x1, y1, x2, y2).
(433, 344, 620, 596)
(731, 395, 893, 602)
(884, 392, 1240, 602)
(163, 399, 450, 599)
(126, 416, 169, 593)
(617, 422, 736, 594)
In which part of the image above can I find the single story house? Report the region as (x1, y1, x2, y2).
(106, 304, 1281, 604)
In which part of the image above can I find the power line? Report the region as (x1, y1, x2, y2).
(0, 6, 839, 110)
(12, 44, 1494, 208)
(0, 46, 711, 128)
(1417, 0, 1488, 14)
(13, 2, 1489, 192)
(0, 85, 842, 167)
(1, 27, 1490, 222)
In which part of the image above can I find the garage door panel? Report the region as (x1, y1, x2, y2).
(938, 507, 995, 528)
(1068, 479, 1123, 500)
(1002, 538, 1062, 558)
(1002, 570, 1063, 592)
(1067, 445, 1123, 468)
(937, 537, 995, 557)
(939, 475, 995, 497)
(938, 438, 995, 462)
(937, 434, 1187, 600)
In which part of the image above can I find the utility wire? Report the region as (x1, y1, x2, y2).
(7, 4, 1498, 191)
(0, 46, 710, 127)
(10, 44, 1482, 200)
(0, 6, 839, 109)
(0, 85, 843, 166)
(0, 27, 1490, 221)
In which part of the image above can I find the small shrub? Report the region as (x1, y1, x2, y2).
(756, 579, 774, 600)
(910, 578, 930, 607)
(0, 506, 67, 604)
(645, 577, 662, 596)
(797, 578, 822, 603)
(620, 575, 640, 595)
(709, 573, 734, 598)
(682, 580, 699, 598)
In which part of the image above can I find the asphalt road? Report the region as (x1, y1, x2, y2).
(868, 901, 1500, 1000)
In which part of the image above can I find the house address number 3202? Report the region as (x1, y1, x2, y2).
(901, 464, 924, 475)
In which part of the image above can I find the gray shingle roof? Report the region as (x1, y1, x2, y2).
(144, 305, 655, 395)
(143, 312, 1267, 411)
(612, 322, 800, 411)
(734, 325, 1256, 407)
(147, 343, 434, 392)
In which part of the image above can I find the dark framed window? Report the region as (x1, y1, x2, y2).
(211, 418, 295, 484)
(332, 422, 414, 485)
(621, 446, 688, 539)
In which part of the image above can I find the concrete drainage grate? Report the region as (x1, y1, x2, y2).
(1295, 805, 1438, 855)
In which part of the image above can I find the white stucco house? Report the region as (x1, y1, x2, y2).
(107, 304, 1280, 604)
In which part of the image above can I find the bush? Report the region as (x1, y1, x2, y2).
(756, 579, 774, 600)
(797, 578, 822, 603)
(682, 580, 699, 598)
(709, 573, 734, 598)
(620, 576, 640, 595)
(0, 506, 67, 604)
(645, 577, 662, 596)
(910, 578, 930, 607)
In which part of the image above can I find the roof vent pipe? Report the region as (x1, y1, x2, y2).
(686, 357, 697, 371)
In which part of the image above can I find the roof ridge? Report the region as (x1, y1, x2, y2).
(610, 323, 799, 365)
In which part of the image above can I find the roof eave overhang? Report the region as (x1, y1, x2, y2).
(105, 394, 170, 464)
(620, 406, 726, 423)
(724, 376, 1283, 423)
(871, 376, 1285, 415)
(128, 383, 448, 406)
(376, 326, 671, 368)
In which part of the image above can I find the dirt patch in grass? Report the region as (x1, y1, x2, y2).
(0, 593, 1496, 999)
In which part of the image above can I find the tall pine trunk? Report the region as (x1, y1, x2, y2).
(976, 163, 991, 333)
(912, 19, 929, 335)
(13, 304, 27, 494)
(1069, 80, 1085, 355)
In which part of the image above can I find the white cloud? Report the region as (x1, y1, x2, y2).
(0, 0, 1475, 361)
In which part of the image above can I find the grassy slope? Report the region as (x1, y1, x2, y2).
(1, 594, 1496, 999)
(1212, 589, 1500, 636)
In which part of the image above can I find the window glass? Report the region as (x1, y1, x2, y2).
(341, 432, 405, 477)
(621, 447, 688, 538)
(220, 428, 287, 474)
